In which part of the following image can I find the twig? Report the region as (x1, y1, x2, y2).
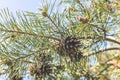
(15, 40, 29, 49)
(95, 54, 120, 76)
(46, 15, 60, 32)
(0, 28, 61, 41)
(13, 52, 35, 61)
(104, 54, 119, 64)
(78, 36, 120, 46)
(88, 23, 106, 32)
(84, 47, 120, 57)
(13, 48, 48, 61)
(105, 37, 120, 45)
(88, 23, 120, 45)
(96, 65, 110, 76)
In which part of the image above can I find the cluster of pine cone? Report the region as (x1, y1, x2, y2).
(28, 35, 84, 78)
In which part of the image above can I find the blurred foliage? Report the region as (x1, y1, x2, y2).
(0, 0, 120, 80)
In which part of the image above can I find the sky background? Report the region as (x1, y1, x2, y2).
(0, 1, 40, 80)
(0, 0, 40, 12)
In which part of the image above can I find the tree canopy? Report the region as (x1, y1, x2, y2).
(0, 0, 120, 80)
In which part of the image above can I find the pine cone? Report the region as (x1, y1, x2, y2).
(28, 63, 52, 78)
(41, 64, 52, 74)
(56, 45, 66, 56)
(61, 35, 84, 61)
(63, 35, 81, 53)
(69, 51, 83, 61)
(11, 75, 23, 80)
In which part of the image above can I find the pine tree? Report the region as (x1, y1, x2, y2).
(0, 0, 120, 80)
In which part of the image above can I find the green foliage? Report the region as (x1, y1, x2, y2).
(0, 0, 120, 80)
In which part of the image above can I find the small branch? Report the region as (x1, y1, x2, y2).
(0, 28, 61, 41)
(13, 52, 35, 61)
(13, 48, 48, 61)
(88, 23, 106, 32)
(78, 36, 120, 46)
(15, 40, 29, 50)
(47, 35, 61, 41)
(94, 54, 120, 76)
(105, 37, 120, 45)
(78, 36, 94, 39)
(104, 54, 119, 64)
(46, 15, 60, 32)
(95, 54, 120, 76)
(96, 65, 110, 76)
(84, 47, 120, 57)
(95, 55, 119, 76)
(88, 23, 120, 45)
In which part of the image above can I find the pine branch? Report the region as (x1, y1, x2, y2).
(46, 15, 60, 32)
(105, 37, 120, 45)
(13, 48, 48, 61)
(13, 52, 34, 61)
(96, 65, 109, 76)
(88, 23, 106, 32)
(0, 27, 61, 41)
(78, 36, 120, 46)
(84, 47, 120, 57)
(94, 54, 120, 77)
(100, 54, 119, 65)
(88, 23, 120, 45)
(96, 54, 120, 76)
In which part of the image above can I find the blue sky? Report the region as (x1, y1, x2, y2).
(0, 0, 40, 12)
